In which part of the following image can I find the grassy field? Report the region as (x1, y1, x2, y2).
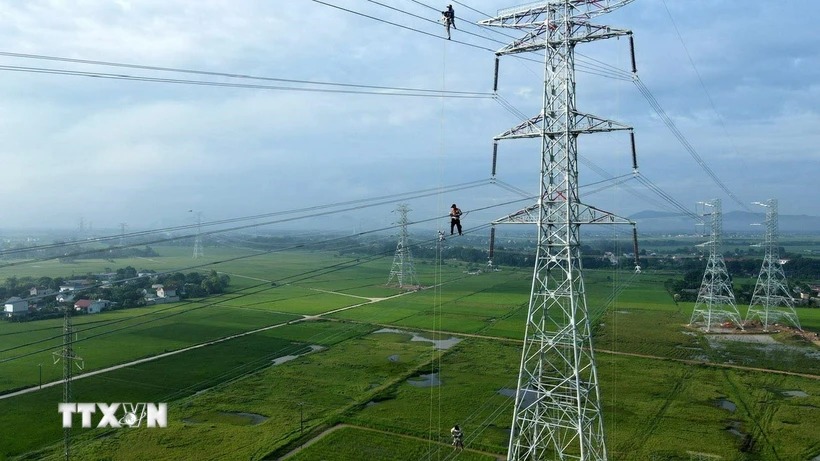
(0, 245, 818, 460)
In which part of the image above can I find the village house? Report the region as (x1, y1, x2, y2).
(3, 297, 29, 318)
(74, 299, 110, 314)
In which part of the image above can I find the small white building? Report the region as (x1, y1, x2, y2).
(56, 292, 76, 303)
(157, 286, 177, 299)
(4, 297, 28, 317)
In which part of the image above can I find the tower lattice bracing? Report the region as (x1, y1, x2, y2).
(745, 199, 800, 330)
(193, 212, 204, 259)
(689, 199, 743, 331)
(481, 1, 635, 459)
(386, 204, 418, 288)
(53, 307, 83, 461)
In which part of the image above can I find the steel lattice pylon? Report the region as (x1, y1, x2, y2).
(192, 212, 204, 259)
(386, 204, 418, 288)
(481, 1, 635, 459)
(53, 307, 83, 461)
(689, 199, 743, 331)
(745, 199, 800, 331)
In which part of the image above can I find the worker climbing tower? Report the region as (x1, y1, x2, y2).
(745, 199, 800, 331)
(386, 204, 419, 288)
(481, 1, 637, 459)
(689, 199, 743, 331)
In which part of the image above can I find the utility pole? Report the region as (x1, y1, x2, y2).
(689, 199, 743, 331)
(53, 306, 84, 461)
(386, 204, 419, 288)
(481, 2, 637, 459)
(745, 199, 800, 331)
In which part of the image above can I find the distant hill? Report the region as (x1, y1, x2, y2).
(628, 210, 820, 234)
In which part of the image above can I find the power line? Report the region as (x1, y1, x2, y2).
(632, 77, 750, 212)
(0, 179, 493, 266)
(0, 64, 491, 99)
(0, 193, 536, 360)
(0, 50, 491, 97)
(311, 0, 495, 52)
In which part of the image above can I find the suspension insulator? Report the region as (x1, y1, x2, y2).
(629, 35, 637, 74)
(630, 131, 638, 170)
(632, 227, 640, 266)
(492, 142, 498, 177)
(493, 56, 500, 92)
(489, 227, 496, 258)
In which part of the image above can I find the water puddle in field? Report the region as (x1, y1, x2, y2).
(498, 388, 538, 408)
(272, 345, 325, 365)
(221, 412, 268, 425)
(725, 421, 745, 438)
(388, 354, 400, 362)
(715, 398, 737, 413)
(407, 373, 441, 387)
(374, 328, 462, 350)
(780, 389, 808, 397)
(272, 355, 299, 365)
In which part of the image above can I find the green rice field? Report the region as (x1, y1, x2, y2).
(0, 246, 817, 461)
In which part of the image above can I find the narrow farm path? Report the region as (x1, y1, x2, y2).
(279, 423, 505, 460)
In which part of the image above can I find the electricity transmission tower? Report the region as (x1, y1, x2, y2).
(689, 199, 743, 331)
(192, 211, 204, 259)
(119, 222, 128, 247)
(745, 199, 800, 331)
(386, 204, 418, 288)
(481, 2, 636, 459)
(53, 307, 83, 461)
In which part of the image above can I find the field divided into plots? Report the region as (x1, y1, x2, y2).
(0, 246, 817, 460)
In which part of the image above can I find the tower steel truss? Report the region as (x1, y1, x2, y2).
(386, 204, 418, 288)
(745, 199, 800, 331)
(481, 1, 635, 459)
(689, 199, 743, 331)
(53, 307, 83, 461)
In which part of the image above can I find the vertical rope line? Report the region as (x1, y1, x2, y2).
(428, 36, 448, 461)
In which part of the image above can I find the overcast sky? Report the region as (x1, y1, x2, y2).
(0, 1, 817, 235)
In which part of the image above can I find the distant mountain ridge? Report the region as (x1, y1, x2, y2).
(628, 210, 820, 234)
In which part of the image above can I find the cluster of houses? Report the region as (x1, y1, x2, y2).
(3, 279, 180, 319)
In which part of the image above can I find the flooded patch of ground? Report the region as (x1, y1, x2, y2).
(780, 389, 808, 398)
(272, 345, 325, 365)
(715, 398, 737, 413)
(374, 328, 462, 350)
(407, 372, 441, 387)
(498, 388, 538, 408)
(272, 355, 299, 365)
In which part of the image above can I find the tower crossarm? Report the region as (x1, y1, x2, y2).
(576, 203, 634, 225)
(493, 201, 634, 226)
(495, 24, 631, 55)
(494, 112, 631, 141)
(480, 0, 635, 28)
(492, 201, 541, 224)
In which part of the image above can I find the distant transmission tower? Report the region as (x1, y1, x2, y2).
(481, 2, 637, 459)
(689, 199, 743, 331)
(119, 222, 128, 247)
(745, 199, 800, 331)
(53, 307, 83, 461)
(192, 212, 204, 259)
(386, 204, 418, 288)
